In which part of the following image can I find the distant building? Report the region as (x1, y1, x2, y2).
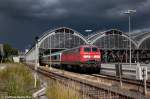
(12, 51, 25, 63)
(13, 56, 20, 63)
(25, 49, 29, 53)
(19, 51, 25, 62)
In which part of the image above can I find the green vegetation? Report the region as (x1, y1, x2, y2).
(0, 63, 39, 97)
(3, 43, 18, 57)
(1, 43, 18, 63)
(46, 80, 81, 99)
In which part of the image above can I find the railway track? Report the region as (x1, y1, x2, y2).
(91, 73, 150, 88)
(28, 64, 150, 90)
(98, 64, 150, 89)
(26, 64, 150, 99)
(37, 68, 131, 99)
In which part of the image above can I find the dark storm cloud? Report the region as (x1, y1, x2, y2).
(0, 0, 150, 50)
(0, 0, 148, 19)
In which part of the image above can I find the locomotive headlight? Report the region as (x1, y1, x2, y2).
(83, 55, 91, 58)
(94, 55, 100, 58)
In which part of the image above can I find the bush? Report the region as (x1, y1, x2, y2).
(0, 63, 39, 96)
(46, 80, 81, 99)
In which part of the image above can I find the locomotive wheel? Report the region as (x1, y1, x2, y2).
(83, 67, 87, 73)
(93, 63, 101, 74)
(86, 67, 90, 73)
(77, 66, 81, 73)
(69, 65, 73, 71)
(72, 66, 77, 72)
(60, 64, 66, 70)
(78, 66, 83, 73)
(94, 67, 100, 74)
(90, 67, 94, 73)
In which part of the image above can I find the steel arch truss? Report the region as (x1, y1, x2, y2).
(90, 29, 138, 50)
(138, 33, 150, 49)
(38, 27, 88, 50)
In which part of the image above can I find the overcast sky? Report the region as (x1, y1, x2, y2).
(0, 0, 150, 50)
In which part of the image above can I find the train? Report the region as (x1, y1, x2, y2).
(40, 45, 101, 73)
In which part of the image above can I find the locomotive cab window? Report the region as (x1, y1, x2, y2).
(92, 47, 98, 52)
(84, 47, 91, 52)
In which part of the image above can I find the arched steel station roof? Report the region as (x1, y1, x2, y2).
(88, 29, 150, 50)
(132, 32, 150, 49)
(89, 29, 138, 49)
(38, 27, 88, 50)
(25, 26, 150, 65)
(26, 27, 150, 55)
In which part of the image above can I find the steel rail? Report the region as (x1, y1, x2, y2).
(91, 74, 150, 88)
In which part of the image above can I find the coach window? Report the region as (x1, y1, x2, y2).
(84, 47, 91, 52)
(57, 55, 60, 60)
(54, 56, 57, 60)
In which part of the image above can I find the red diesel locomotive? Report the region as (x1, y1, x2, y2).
(40, 45, 101, 73)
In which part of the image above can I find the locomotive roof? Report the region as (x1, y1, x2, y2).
(80, 45, 98, 48)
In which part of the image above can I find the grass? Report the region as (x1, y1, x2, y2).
(46, 80, 81, 99)
(0, 63, 39, 97)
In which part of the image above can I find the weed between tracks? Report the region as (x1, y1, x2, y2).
(0, 63, 40, 97)
(46, 80, 81, 99)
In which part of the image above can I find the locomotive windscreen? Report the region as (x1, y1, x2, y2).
(92, 47, 98, 52)
(84, 47, 91, 52)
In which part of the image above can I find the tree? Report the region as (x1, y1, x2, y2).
(3, 43, 18, 58)
(0, 44, 4, 63)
